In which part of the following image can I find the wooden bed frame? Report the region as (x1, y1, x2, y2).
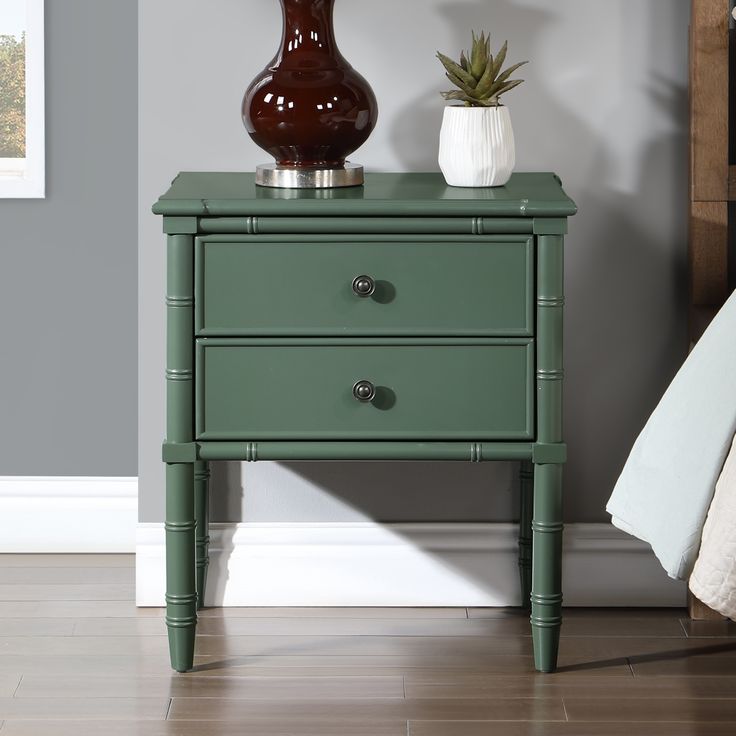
(688, 0, 734, 619)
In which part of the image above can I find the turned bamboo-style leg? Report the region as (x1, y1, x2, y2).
(165, 232, 197, 672)
(531, 463, 563, 672)
(518, 461, 534, 609)
(531, 233, 565, 673)
(194, 461, 210, 610)
(166, 462, 197, 672)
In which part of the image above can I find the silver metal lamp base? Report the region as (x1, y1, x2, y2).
(255, 163, 364, 189)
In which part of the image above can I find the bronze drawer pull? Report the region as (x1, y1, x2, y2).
(352, 380, 376, 403)
(352, 275, 376, 297)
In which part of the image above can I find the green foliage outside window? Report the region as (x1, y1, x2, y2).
(0, 34, 26, 158)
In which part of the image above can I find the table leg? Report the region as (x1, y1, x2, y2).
(166, 462, 197, 673)
(518, 461, 534, 610)
(194, 461, 210, 610)
(531, 462, 563, 673)
(532, 232, 564, 672)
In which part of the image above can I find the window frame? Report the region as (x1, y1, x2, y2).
(0, 0, 45, 199)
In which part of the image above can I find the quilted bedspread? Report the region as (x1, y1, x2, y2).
(607, 290, 736, 580)
(689, 434, 736, 620)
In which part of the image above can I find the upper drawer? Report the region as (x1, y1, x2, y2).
(194, 236, 533, 336)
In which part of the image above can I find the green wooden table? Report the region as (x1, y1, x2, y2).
(154, 172, 577, 673)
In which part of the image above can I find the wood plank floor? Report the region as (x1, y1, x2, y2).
(0, 555, 735, 735)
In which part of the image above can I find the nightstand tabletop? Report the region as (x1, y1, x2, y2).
(153, 171, 577, 218)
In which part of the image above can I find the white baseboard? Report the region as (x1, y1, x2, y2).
(136, 522, 686, 607)
(0, 476, 138, 553)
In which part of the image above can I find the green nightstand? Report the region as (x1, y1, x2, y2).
(153, 172, 577, 674)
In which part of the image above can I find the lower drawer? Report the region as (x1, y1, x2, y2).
(195, 339, 534, 441)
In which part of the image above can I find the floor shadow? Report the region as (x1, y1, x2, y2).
(557, 641, 736, 674)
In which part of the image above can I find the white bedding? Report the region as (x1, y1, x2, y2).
(606, 290, 736, 580)
(689, 434, 736, 620)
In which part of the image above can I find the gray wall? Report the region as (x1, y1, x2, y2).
(0, 0, 137, 476)
(139, 0, 689, 523)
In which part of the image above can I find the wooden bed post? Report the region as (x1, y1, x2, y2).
(688, 0, 732, 620)
(689, 0, 730, 340)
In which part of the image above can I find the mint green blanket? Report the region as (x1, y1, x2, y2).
(607, 291, 736, 580)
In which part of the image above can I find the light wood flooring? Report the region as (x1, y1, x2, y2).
(0, 555, 734, 734)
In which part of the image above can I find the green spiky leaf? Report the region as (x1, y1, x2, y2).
(495, 79, 524, 97)
(494, 61, 528, 87)
(441, 90, 477, 106)
(436, 52, 477, 89)
(488, 40, 508, 85)
(470, 32, 487, 79)
(486, 75, 523, 100)
(472, 50, 501, 98)
(445, 72, 477, 97)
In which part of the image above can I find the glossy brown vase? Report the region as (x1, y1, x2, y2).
(243, 0, 378, 179)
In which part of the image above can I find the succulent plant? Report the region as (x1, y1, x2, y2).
(437, 32, 527, 107)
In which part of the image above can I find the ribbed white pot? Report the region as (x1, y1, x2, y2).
(438, 106, 515, 187)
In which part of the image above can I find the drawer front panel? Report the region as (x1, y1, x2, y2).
(196, 339, 534, 441)
(195, 237, 533, 336)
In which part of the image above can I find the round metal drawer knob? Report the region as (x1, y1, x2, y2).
(352, 380, 376, 403)
(352, 275, 376, 297)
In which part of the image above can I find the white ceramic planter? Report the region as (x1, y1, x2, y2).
(438, 106, 515, 188)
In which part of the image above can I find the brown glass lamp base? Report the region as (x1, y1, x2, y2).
(255, 163, 364, 189)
